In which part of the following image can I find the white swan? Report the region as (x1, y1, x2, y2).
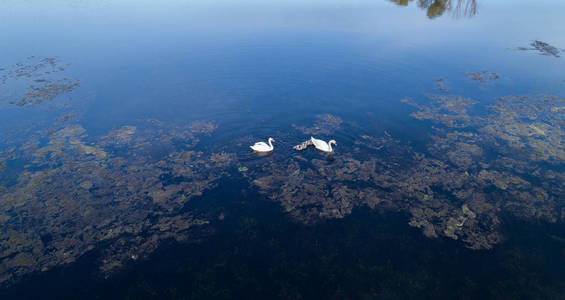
(250, 137, 275, 152)
(310, 136, 337, 152)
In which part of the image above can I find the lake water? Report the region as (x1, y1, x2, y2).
(1, 0, 564, 298)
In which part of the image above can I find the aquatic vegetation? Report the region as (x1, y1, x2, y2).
(355, 131, 399, 152)
(0, 57, 79, 107)
(512, 40, 562, 58)
(252, 158, 379, 222)
(102, 126, 136, 144)
(188, 120, 217, 134)
(0, 52, 563, 287)
(466, 71, 500, 83)
(0, 119, 235, 284)
(210, 152, 236, 167)
(435, 78, 448, 91)
(14, 78, 80, 106)
(402, 95, 475, 128)
(401, 89, 565, 247)
(247, 77, 564, 252)
(292, 114, 342, 135)
(249, 140, 503, 249)
(482, 95, 565, 162)
(0, 57, 66, 84)
(250, 124, 489, 247)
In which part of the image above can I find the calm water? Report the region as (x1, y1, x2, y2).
(1, 0, 565, 298)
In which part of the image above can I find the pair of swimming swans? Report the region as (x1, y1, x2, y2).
(250, 137, 337, 153)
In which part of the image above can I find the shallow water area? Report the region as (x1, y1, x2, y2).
(1, 0, 565, 298)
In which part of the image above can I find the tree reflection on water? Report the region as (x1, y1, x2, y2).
(389, 0, 478, 19)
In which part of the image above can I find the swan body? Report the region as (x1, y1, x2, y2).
(310, 137, 337, 152)
(250, 137, 275, 152)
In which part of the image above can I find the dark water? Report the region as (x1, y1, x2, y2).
(1, 0, 565, 298)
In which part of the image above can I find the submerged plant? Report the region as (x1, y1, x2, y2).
(0, 119, 237, 284)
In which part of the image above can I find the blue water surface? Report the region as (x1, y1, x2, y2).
(1, 0, 564, 298)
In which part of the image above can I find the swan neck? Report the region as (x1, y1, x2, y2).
(328, 142, 333, 152)
(268, 139, 273, 149)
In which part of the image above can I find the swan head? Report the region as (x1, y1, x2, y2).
(329, 140, 337, 146)
(268, 137, 275, 142)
